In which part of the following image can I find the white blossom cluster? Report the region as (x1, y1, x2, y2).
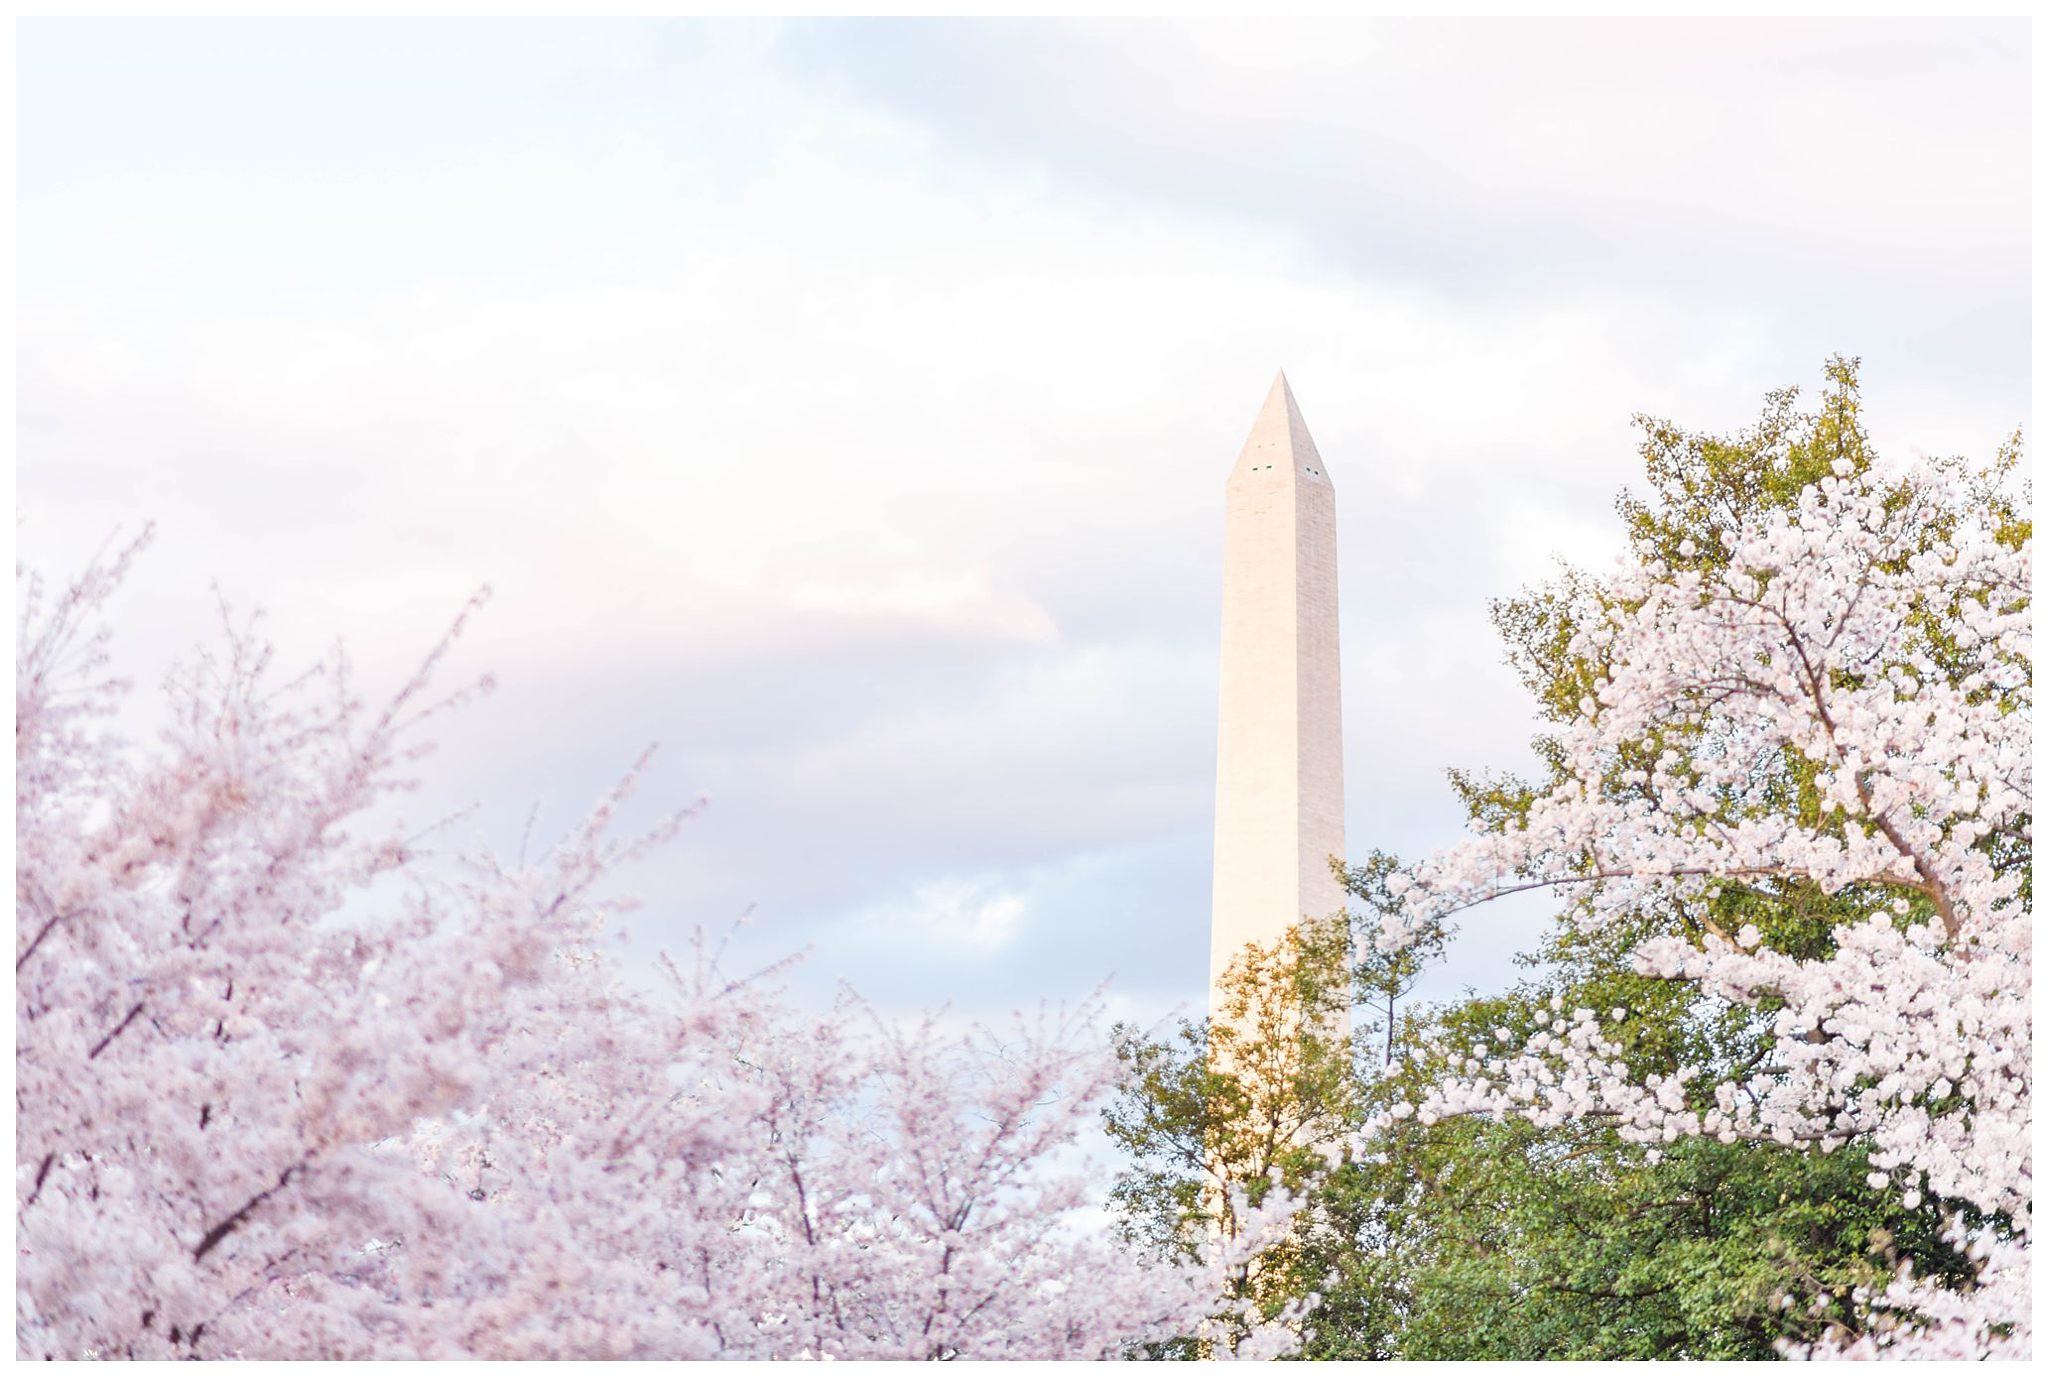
(1378, 463, 2030, 1358)
(15, 535, 1298, 1359)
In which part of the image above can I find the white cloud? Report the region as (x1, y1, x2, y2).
(15, 19, 2028, 1027)
(776, 564, 1059, 646)
(860, 879, 1030, 953)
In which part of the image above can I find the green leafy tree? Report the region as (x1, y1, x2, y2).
(1103, 913, 1360, 1356)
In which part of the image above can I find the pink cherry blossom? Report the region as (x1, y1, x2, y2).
(16, 533, 1296, 1359)
(1381, 463, 2030, 1359)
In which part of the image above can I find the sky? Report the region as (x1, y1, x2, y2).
(16, 17, 2031, 1037)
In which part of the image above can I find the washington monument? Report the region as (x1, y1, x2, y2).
(1208, 373, 1347, 1019)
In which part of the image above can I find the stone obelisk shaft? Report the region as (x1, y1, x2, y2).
(1208, 374, 1347, 1016)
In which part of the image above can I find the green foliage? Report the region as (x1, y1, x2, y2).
(1374, 1126, 1960, 1359)
(1106, 360, 2021, 1358)
(1344, 979, 1979, 1360)
(1103, 913, 1362, 1356)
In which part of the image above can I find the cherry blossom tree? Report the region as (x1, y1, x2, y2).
(16, 530, 1297, 1359)
(1380, 459, 2030, 1358)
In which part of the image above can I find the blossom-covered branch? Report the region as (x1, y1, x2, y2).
(1380, 460, 2030, 1358)
(16, 540, 1293, 1359)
